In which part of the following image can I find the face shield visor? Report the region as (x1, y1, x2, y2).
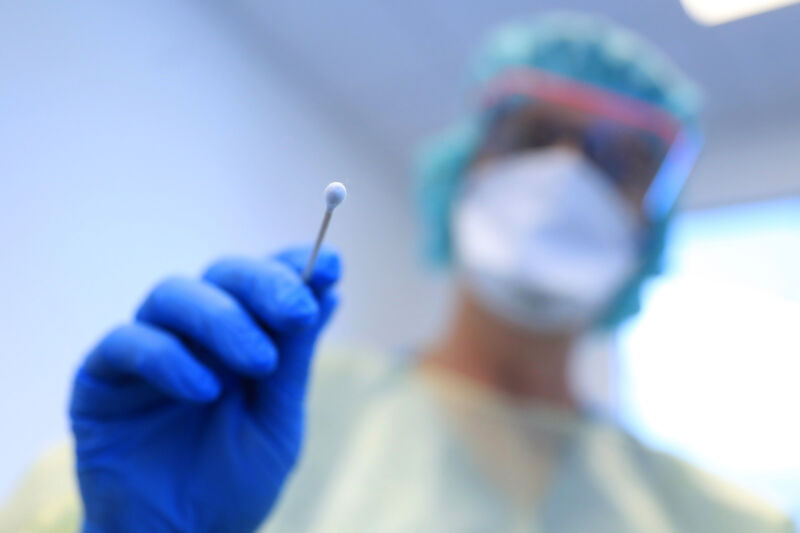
(476, 68, 703, 223)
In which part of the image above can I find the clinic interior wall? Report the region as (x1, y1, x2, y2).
(0, 1, 448, 498)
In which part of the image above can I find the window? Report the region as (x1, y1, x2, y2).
(619, 197, 800, 519)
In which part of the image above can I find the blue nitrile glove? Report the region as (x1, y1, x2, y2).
(69, 245, 341, 533)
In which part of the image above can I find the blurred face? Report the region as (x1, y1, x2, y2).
(449, 100, 671, 331)
(471, 101, 671, 222)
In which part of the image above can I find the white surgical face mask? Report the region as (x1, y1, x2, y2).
(452, 146, 641, 331)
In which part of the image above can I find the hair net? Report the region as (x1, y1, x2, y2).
(414, 12, 702, 328)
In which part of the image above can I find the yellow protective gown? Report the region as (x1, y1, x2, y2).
(0, 347, 793, 532)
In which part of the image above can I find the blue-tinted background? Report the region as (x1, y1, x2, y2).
(1, 0, 799, 520)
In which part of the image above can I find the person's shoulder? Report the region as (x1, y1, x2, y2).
(0, 441, 80, 532)
(262, 344, 413, 532)
(622, 432, 794, 532)
(313, 342, 403, 382)
(303, 342, 415, 440)
(309, 343, 410, 407)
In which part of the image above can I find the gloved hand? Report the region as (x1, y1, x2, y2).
(69, 245, 341, 533)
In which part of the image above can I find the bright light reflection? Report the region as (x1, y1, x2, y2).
(619, 197, 800, 516)
(681, 0, 800, 25)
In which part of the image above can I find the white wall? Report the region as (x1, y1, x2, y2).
(0, 1, 446, 498)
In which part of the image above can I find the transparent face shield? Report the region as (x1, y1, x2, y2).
(477, 68, 703, 223)
(642, 127, 703, 220)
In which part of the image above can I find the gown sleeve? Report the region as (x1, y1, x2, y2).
(0, 442, 81, 533)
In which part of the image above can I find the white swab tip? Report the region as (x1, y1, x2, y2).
(325, 182, 347, 210)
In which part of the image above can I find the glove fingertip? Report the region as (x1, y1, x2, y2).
(281, 308, 318, 332)
(315, 290, 340, 331)
(315, 247, 342, 280)
(241, 339, 279, 377)
(305, 249, 342, 293)
(187, 370, 222, 402)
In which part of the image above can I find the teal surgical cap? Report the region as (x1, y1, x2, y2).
(414, 11, 703, 328)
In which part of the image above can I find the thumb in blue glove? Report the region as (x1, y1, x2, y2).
(70, 245, 341, 533)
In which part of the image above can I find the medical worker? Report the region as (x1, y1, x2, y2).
(1, 12, 794, 533)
